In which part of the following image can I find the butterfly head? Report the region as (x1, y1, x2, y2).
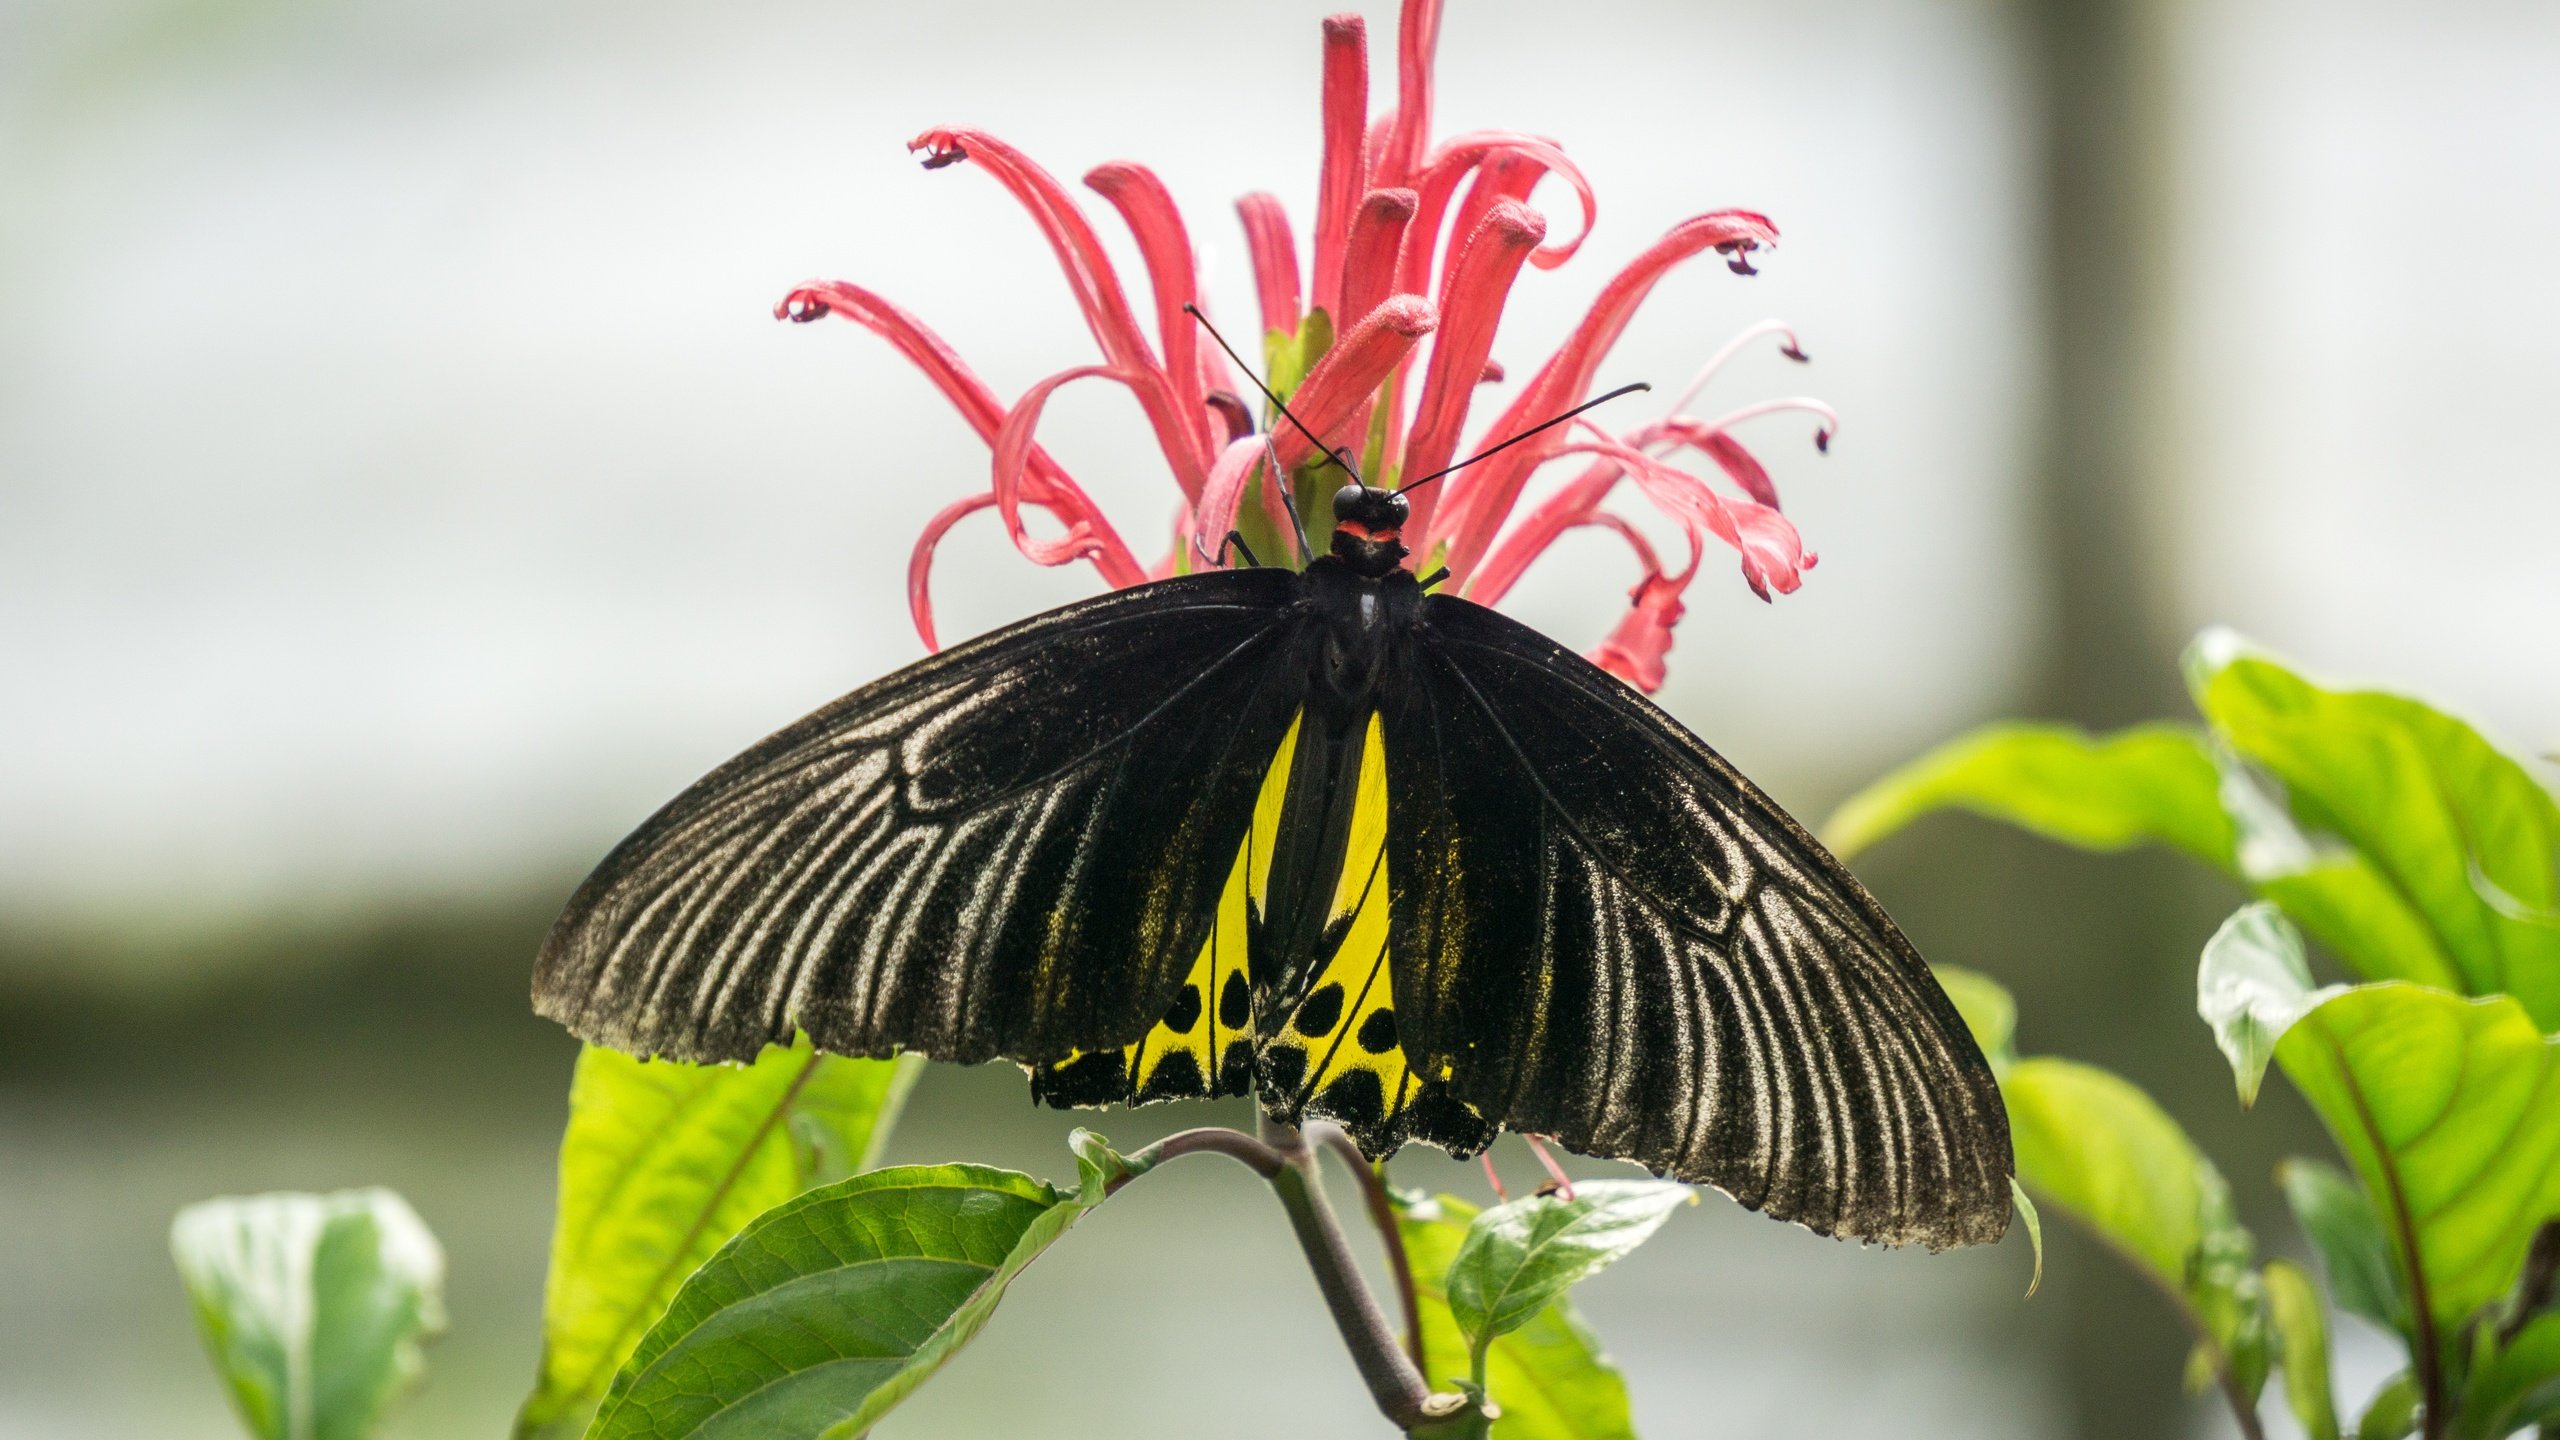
(1329, 484, 1410, 577)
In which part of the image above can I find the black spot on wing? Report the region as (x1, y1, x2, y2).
(1295, 982, 1345, 1037)
(1356, 1008, 1398, 1055)
(1163, 984, 1202, 1035)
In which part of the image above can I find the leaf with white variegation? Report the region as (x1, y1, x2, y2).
(171, 1188, 446, 1440)
(1445, 1182, 1694, 1365)
(2197, 904, 2342, 1106)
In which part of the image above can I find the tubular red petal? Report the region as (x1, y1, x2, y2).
(1086, 160, 1217, 466)
(777, 281, 1143, 576)
(1267, 294, 1439, 478)
(1335, 188, 1419, 333)
(1236, 191, 1304, 338)
(1377, 0, 1443, 186)
(908, 492, 1001, 653)
(1402, 200, 1545, 541)
(1192, 434, 1269, 560)
(1634, 417, 1782, 510)
(1451, 143, 1593, 273)
(1465, 457, 1624, 606)
(1590, 564, 1692, 694)
(912, 127, 1207, 499)
(1567, 429, 1810, 601)
(990, 364, 1157, 582)
(1397, 132, 1596, 295)
(1311, 14, 1370, 319)
(1424, 209, 1780, 581)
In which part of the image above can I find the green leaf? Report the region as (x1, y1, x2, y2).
(1445, 1182, 1695, 1357)
(2198, 904, 2343, 1106)
(517, 1040, 919, 1438)
(2265, 1259, 2343, 1440)
(1933, 965, 2018, 1070)
(1821, 722, 2236, 866)
(587, 1142, 1119, 1440)
(2004, 1055, 2268, 1396)
(2356, 1371, 2420, 1440)
(171, 1188, 446, 1440)
(2280, 1158, 2412, 1337)
(1396, 1190, 1637, 1440)
(2275, 985, 2560, 1330)
(2189, 633, 2560, 1028)
(2456, 1314, 2560, 1439)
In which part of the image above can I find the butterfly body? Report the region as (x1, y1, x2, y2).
(536, 492, 2016, 1248)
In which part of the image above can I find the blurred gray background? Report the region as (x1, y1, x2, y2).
(1, 0, 2552, 1435)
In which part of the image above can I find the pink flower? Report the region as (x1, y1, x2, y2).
(776, 0, 1835, 691)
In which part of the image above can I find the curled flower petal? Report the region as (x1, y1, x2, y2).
(908, 492, 1002, 652)
(1590, 563, 1692, 694)
(1310, 14, 1370, 318)
(912, 127, 1208, 499)
(991, 364, 1166, 571)
(1565, 428, 1812, 600)
(1237, 191, 1303, 338)
(1450, 142, 1593, 273)
(1336, 188, 1419, 333)
(1191, 434, 1270, 561)
(1635, 417, 1782, 510)
(1402, 200, 1545, 540)
(1086, 161, 1217, 466)
(1400, 132, 1596, 293)
(1266, 294, 1439, 479)
(777, 279, 1146, 592)
(1425, 209, 1779, 581)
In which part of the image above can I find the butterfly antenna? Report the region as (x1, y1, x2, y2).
(1182, 303, 1366, 489)
(1392, 382, 1652, 498)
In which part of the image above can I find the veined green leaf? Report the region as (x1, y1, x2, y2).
(171, 1188, 446, 1440)
(2454, 1314, 2560, 1439)
(1396, 1190, 1636, 1440)
(1821, 722, 2235, 866)
(2264, 1259, 2343, 1440)
(2189, 633, 2560, 1028)
(2274, 985, 2560, 1330)
(2279, 1159, 2411, 1338)
(589, 1134, 1127, 1440)
(2198, 904, 2343, 1106)
(517, 1040, 919, 1438)
(1445, 1182, 1695, 1358)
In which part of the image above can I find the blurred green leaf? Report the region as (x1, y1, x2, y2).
(1822, 722, 2235, 866)
(589, 1139, 1122, 1440)
(517, 1040, 920, 1439)
(2280, 1158, 2411, 1338)
(1396, 1190, 1637, 1440)
(2197, 904, 2342, 1106)
(1445, 1182, 1694, 1361)
(1942, 969, 2268, 1400)
(2454, 1314, 2560, 1439)
(1933, 965, 2018, 1070)
(171, 1188, 446, 1440)
(2275, 985, 2560, 1330)
(2190, 633, 2560, 1027)
(2356, 1371, 2419, 1440)
(2265, 1259, 2343, 1440)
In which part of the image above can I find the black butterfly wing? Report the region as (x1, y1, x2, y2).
(1380, 596, 2013, 1249)
(534, 568, 1311, 1068)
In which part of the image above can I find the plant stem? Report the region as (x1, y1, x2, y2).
(1307, 1120, 1426, 1371)
(1109, 1126, 1287, 1193)
(1259, 1115, 1470, 1433)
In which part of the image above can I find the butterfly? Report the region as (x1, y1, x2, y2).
(533, 360, 2015, 1252)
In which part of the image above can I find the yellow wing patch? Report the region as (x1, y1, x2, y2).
(1029, 714, 1299, 1109)
(1259, 714, 1484, 1156)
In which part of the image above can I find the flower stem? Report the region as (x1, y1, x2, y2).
(1307, 1120, 1425, 1371)
(1258, 1115, 1475, 1434)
